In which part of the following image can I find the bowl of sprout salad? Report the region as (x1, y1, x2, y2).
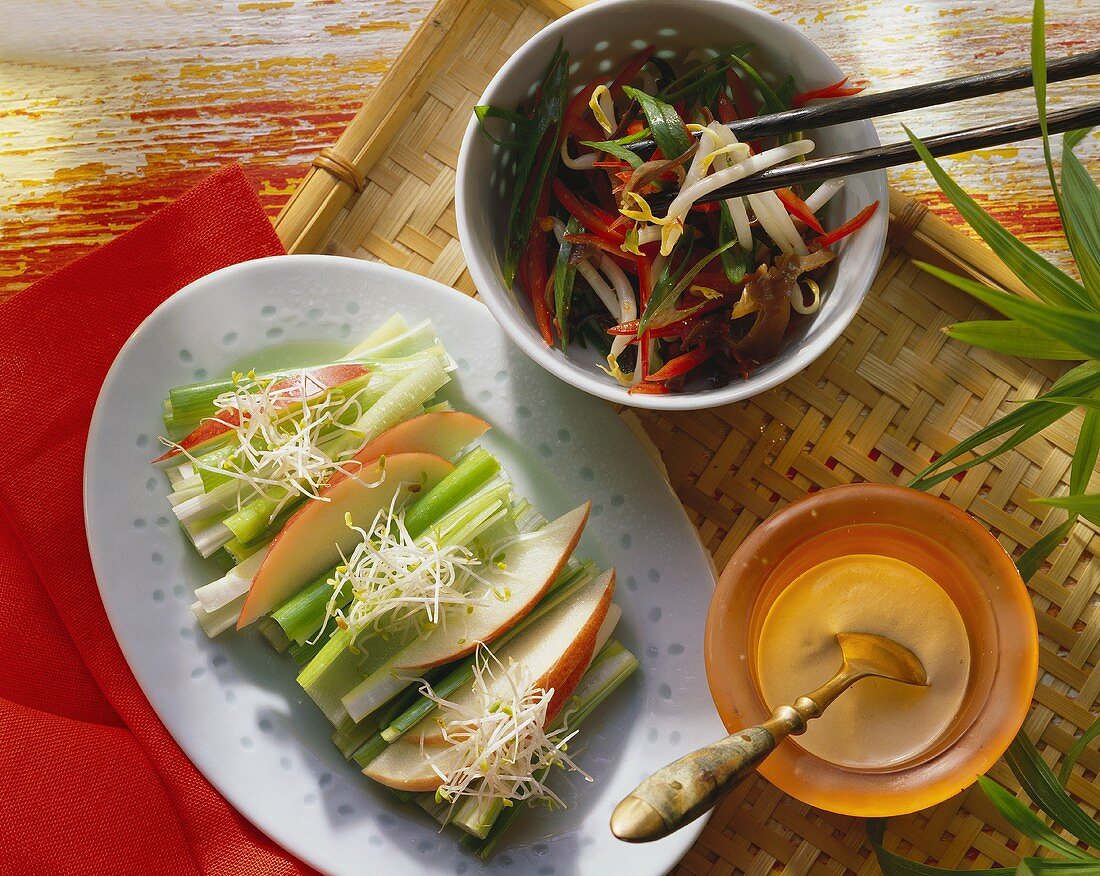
(456, 0, 888, 410)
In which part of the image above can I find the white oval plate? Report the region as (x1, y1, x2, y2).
(84, 256, 723, 876)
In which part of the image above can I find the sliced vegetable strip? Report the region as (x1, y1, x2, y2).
(478, 45, 879, 393)
(815, 200, 879, 247)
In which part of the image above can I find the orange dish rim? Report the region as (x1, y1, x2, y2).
(704, 483, 1038, 817)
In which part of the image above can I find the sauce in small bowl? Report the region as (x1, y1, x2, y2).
(705, 483, 1037, 816)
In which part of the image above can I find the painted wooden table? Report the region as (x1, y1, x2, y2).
(1, 0, 1097, 300)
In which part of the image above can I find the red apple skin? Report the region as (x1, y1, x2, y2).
(155, 363, 369, 462)
(358, 411, 490, 465)
(394, 503, 591, 672)
(295, 411, 491, 502)
(365, 571, 616, 787)
(237, 452, 453, 629)
(235, 411, 490, 628)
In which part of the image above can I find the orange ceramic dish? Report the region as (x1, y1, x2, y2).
(704, 483, 1038, 817)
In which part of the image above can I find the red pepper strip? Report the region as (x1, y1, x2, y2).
(815, 200, 880, 248)
(609, 318, 671, 338)
(716, 91, 738, 124)
(525, 232, 554, 346)
(563, 234, 639, 273)
(593, 160, 631, 169)
(609, 312, 707, 340)
(627, 120, 645, 136)
(608, 290, 734, 340)
(552, 178, 625, 244)
(727, 69, 756, 119)
(646, 346, 714, 382)
(628, 381, 670, 395)
(523, 182, 554, 346)
(775, 187, 824, 234)
(610, 45, 655, 100)
(636, 252, 654, 377)
(792, 77, 866, 109)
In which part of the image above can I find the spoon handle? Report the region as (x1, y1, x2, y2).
(610, 705, 808, 843)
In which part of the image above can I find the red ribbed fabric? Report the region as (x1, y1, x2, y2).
(0, 165, 314, 876)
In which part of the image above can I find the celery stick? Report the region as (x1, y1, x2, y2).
(351, 357, 449, 444)
(377, 563, 595, 742)
(418, 794, 452, 825)
(189, 518, 235, 559)
(403, 448, 500, 538)
(288, 636, 327, 667)
(344, 314, 408, 358)
(352, 732, 389, 768)
(352, 320, 440, 360)
(259, 617, 290, 652)
(223, 358, 448, 545)
(455, 638, 642, 840)
(269, 449, 502, 645)
(378, 677, 433, 730)
(298, 626, 414, 725)
(223, 493, 285, 545)
(332, 713, 380, 759)
(192, 595, 245, 638)
(195, 546, 269, 612)
(223, 536, 263, 565)
(210, 549, 236, 574)
(297, 628, 361, 724)
(270, 569, 339, 645)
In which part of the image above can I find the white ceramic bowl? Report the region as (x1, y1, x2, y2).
(456, 0, 888, 411)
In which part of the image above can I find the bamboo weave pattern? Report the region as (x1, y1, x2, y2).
(277, 0, 1100, 871)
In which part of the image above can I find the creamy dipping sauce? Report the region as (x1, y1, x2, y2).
(755, 554, 971, 769)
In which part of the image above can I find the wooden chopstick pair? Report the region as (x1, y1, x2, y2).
(636, 48, 1100, 206)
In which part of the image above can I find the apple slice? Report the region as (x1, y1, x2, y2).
(340, 504, 591, 721)
(363, 568, 615, 791)
(237, 452, 453, 628)
(414, 572, 616, 748)
(155, 363, 369, 462)
(393, 502, 591, 671)
(358, 411, 489, 464)
(547, 602, 622, 725)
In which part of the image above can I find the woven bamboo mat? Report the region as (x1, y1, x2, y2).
(273, 0, 1100, 871)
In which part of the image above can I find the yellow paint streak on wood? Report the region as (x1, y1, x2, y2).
(238, 1, 294, 11)
(325, 20, 412, 36)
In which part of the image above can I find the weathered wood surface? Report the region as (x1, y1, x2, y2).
(0, 0, 1096, 297)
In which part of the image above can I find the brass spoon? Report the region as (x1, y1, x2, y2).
(610, 632, 928, 843)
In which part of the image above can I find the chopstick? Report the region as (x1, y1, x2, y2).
(649, 102, 1100, 207)
(624, 49, 1100, 153)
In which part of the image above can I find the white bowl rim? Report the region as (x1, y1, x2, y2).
(456, 0, 888, 411)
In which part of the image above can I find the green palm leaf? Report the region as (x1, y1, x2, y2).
(1033, 493, 1100, 527)
(904, 128, 1090, 310)
(1016, 516, 1077, 582)
(1059, 130, 1100, 304)
(908, 360, 1100, 488)
(1016, 861, 1100, 875)
(1058, 718, 1100, 786)
(976, 777, 1095, 861)
(915, 263, 1100, 361)
(946, 320, 1085, 361)
(867, 819, 1013, 876)
(1005, 731, 1100, 849)
(1031, 1, 1100, 307)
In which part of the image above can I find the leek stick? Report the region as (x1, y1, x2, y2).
(377, 562, 595, 742)
(270, 448, 501, 645)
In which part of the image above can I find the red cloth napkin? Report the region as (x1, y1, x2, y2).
(0, 165, 316, 875)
